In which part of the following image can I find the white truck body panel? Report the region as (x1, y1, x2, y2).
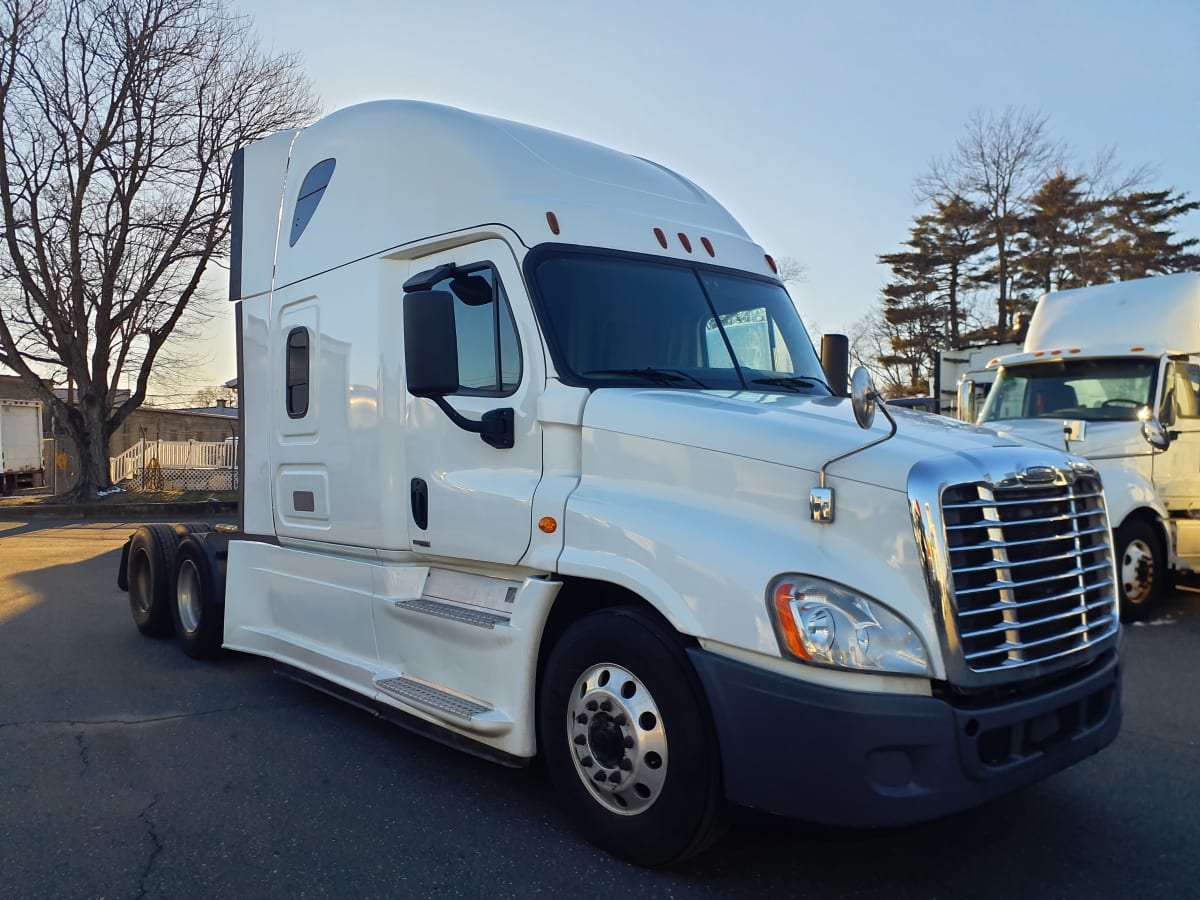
(207, 100, 1121, 834)
(0, 399, 43, 474)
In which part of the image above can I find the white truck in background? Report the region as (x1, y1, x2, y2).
(937, 340, 1023, 418)
(969, 272, 1200, 621)
(118, 100, 1122, 865)
(0, 398, 44, 496)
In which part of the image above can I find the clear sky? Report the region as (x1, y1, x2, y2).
(191, 0, 1200, 387)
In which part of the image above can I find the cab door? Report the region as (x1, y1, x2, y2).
(403, 239, 544, 565)
(1154, 357, 1200, 511)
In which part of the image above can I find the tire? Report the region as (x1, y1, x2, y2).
(539, 607, 725, 866)
(127, 524, 186, 637)
(1115, 519, 1165, 623)
(171, 536, 226, 660)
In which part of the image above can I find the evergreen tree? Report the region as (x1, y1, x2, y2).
(1097, 189, 1200, 280)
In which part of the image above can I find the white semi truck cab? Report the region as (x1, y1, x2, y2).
(973, 272, 1200, 621)
(120, 101, 1121, 865)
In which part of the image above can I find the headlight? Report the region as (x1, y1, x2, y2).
(768, 575, 930, 676)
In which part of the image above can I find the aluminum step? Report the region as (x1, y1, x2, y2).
(397, 597, 510, 629)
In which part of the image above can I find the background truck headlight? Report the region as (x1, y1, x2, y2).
(768, 576, 930, 676)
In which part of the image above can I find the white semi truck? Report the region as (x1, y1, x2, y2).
(968, 272, 1200, 622)
(119, 101, 1122, 865)
(0, 398, 44, 496)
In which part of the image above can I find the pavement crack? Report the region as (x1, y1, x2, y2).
(75, 731, 89, 778)
(0, 702, 295, 731)
(134, 793, 163, 900)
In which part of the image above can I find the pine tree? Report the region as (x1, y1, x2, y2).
(1096, 189, 1200, 280)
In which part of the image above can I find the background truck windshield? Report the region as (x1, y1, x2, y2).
(529, 250, 829, 393)
(980, 358, 1158, 422)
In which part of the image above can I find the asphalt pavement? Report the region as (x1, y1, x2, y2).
(1, 518, 1198, 898)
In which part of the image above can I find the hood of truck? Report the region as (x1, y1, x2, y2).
(581, 389, 1023, 491)
(981, 417, 1148, 460)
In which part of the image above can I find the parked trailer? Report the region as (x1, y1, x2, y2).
(0, 398, 45, 495)
(119, 101, 1121, 865)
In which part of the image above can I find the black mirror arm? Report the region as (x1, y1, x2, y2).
(428, 395, 515, 449)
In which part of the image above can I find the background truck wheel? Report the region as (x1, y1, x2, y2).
(127, 523, 188, 637)
(1115, 519, 1164, 623)
(172, 535, 226, 659)
(539, 607, 724, 866)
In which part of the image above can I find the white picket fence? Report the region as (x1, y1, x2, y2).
(110, 438, 237, 489)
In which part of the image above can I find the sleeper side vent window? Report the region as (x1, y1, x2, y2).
(289, 158, 336, 247)
(286, 327, 310, 418)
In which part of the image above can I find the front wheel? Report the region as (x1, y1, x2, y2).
(1114, 519, 1165, 622)
(539, 607, 724, 866)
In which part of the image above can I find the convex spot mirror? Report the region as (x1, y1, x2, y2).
(1139, 407, 1172, 451)
(850, 366, 877, 430)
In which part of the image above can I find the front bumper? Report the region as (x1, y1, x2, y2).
(689, 648, 1121, 827)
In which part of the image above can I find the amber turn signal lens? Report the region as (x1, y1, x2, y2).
(772, 584, 810, 660)
(538, 517, 558, 534)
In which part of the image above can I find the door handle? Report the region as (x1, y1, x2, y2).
(410, 478, 428, 530)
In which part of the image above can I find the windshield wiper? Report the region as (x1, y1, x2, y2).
(584, 367, 712, 388)
(750, 375, 828, 393)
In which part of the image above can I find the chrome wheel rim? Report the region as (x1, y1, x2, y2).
(567, 663, 667, 816)
(132, 550, 152, 615)
(1121, 537, 1154, 606)
(176, 559, 203, 634)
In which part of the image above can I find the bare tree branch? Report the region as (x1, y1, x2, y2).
(0, 0, 319, 498)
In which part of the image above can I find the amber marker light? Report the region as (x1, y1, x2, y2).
(538, 516, 558, 534)
(1130, 347, 1145, 352)
(764, 254, 779, 274)
(1070, 348, 1082, 354)
(546, 211, 561, 235)
(701, 236, 715, 257)
(653, 227, 668, 248)
(772, 583, 811, 660)
(678, 232, 693, 253)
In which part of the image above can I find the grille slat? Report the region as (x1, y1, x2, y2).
(957, 576, 1116, 618)
(941, 472, 1119, 675)
(963, 614, 1118, 660)
(952, 524, 1108, 551)
(959, 598, 1116, 640)
(953, 547, 1093, 575)
(943, 490, 1104, 510)
(946, 508, 1105, 531)
(953, 559, 1114, 596)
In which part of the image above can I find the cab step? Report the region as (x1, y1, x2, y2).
(375, 675, 512, 735)
(395, 597, 511, 629)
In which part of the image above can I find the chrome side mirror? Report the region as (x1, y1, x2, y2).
(1139, 407, 1171, 451)
(850, 367, 876, 430)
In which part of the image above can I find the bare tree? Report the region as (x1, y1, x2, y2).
(919, 108, 1060, 339)
(0, 0, 318, 499)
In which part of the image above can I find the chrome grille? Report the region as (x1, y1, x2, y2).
(941, 473, 1119, 674)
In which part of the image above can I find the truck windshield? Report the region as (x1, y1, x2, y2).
(526, 249, 830, 393)
(979, 358, 1158, 423)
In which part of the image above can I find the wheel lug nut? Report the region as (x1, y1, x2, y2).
(614, 714, 627, 727)
(581, 756, 594, 768)
(573, 734, 587, 746)
(576, 714, 588, 724)
(599, 700, 613, 712)
(608, 772, 621, 784)
(619, 758, 632, 771)
(593, 771, 606, 783)
(623, 736, 634, 749)
(586, 700, 598, 712)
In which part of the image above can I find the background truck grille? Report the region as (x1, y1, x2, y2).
(941, 474, 1118, 674)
